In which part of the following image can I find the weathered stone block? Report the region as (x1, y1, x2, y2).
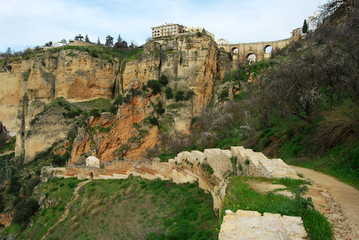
(86, 156, 100, 168)
(204, 148, 232, 180)
(219, 210, 307, 240)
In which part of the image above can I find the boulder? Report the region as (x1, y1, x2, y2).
(86, 156, 100, 168)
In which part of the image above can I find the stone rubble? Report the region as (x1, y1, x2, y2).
(219, 210, 307, 240)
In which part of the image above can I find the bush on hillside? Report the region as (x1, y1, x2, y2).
(147, 80, 162, 95)
(159, 75, 168, 86)
(89, 109, 101, 118)
(165, 87, 173, 99)
(175, 90, 185, 101)
(13, 198, 39, 226)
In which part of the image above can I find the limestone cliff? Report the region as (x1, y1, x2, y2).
(0, 34, 231, 163)
(123, 34, 231, 115)
(69, 94, 158, 165)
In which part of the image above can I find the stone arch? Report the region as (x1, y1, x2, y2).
(232, 47, 239, 55)
(89, 172, 93, 179)
(264, 45, 272, 54)
(246, 53, 257, 64)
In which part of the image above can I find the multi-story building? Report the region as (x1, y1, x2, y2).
(215, 39, 231, 46)
(151, 23, 215, 40)
(291, 28, 303, 40)
(151, 24, 184, 39)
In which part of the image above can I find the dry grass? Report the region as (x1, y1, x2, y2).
(316, 101, 359, 150)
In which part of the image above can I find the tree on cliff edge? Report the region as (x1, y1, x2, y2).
(303, 20, 309, 33)
(105, 35, 114, 47)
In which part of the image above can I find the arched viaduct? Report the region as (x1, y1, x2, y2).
(222, 38, 294, 65)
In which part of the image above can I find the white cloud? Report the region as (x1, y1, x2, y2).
(0, 0, 326, 52)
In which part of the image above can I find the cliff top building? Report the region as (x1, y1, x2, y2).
(151, 23, 214, 40)
(151, 23, 185, 39)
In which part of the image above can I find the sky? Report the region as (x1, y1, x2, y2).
(0, 0, 327, 52)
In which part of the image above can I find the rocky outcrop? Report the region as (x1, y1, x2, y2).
(0, 121, 9, 142)
(69, 95, 158, 165)
(219, 210, 307, 240)
(1, 50, 119, 135)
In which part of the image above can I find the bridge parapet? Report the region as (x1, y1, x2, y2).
(221, 37, 295, 66)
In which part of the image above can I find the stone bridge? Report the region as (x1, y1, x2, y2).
(222, 37, 295, 66)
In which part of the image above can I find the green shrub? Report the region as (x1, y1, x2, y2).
(67, 182, 76, 188)
(165, 87, 173, 99)
(148, 116, 159, 126)
(114, 95, 123, 106)
(159, 75, 168, 86)
(155, 101, 165, 115)
(52, 151, 70, 166)
(89, 109, 101, 118)
(122, 94, 132, 104)
(219, 87, 229, 101)
(117, 143, 130, 156)
(7, 176, 21, 194)
(185, 90, 195, 100)
(21, 71, 30, 82)
(13, 198, 39, 226)
(110, 105, 118, 115)
(63, 108, 82, 118)
(147, 80, 162, 95)
(23, 177, 41, 197)
(0, 193, 4, 212)
(175, 90, 185, 101)
(202, 163, 214, 175)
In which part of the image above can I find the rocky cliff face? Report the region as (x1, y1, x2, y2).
(123, 34, 231, 115)
(1, 50, 119, 162)
(69, 94, 158, 165)
(0, 34, 231, 163)
(0, 121, 9, 143)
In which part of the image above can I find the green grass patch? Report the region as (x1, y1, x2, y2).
(158, 153, 176, 162)
(73, 98, 112, 112)
(45, 177, 218, 240)
(221, 176, 333, 240)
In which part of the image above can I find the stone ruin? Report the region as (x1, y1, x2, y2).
(85, 156, 100, 168)
(219, 210, 307, 240)
(42, 146, 307, 239)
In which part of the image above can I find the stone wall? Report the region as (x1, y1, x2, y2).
(231, 146, 300, 179)
(42, 146, 300, 211)
(42, 146, 304, 239)
(219, 210, 307, 240)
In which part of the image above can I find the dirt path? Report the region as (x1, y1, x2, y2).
(291, 166, 359, 240)
(41, 179, 91, 240)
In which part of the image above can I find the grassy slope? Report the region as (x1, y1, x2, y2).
(4, 178, 83, 239)
(19, 177, 218, 240)
(213, 59, 359, 190)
